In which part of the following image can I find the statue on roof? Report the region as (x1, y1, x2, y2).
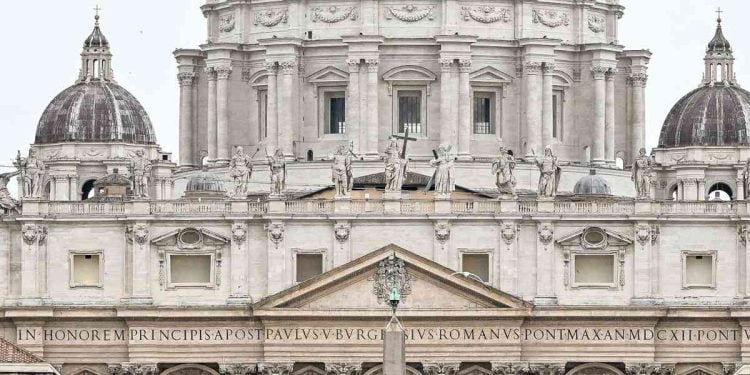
(0, 170, 21, 215)
(228, 146, 255, 198)
(492, 146, 517, 198)
(384, 136, 408, 192)
(430, 143, 456, 198)
(632, 148, 653, 199)
(130, 150, 152, 198)
(267, 148, 286, 197)
(331, 144, 353, 198)
(535, 146, 561, 198)
(14, 149, 47, 199)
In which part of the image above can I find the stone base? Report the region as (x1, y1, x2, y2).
(14, 297, 51, 306)
(119, 297, 154, 305)
(434, 198, 451, 214)
(334, 197, 351, 213)
(537, 198, 555, 212)
(214, 159, 230, 167)
(497, 193, 517, 200)
(533, 296, 558, 305)
(362, 153, 381, 161)
(226, 296, 252, 305)
(456, 153, 472, 161)
(383, 191, 402, 201)
(630, 297, 664, 306)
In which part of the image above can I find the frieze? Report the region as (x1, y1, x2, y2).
(532, 9, 570, 28)
(311, 6, 358, 23)
(385, 5, 435, 22)
(461, 6, 511, 24)
(588, 14, 605, 33)
(254, 8, 289, 27)
(219, 13, 236, 33)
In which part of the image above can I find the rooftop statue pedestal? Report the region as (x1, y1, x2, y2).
(384, 191, 402, 214)
(334, 196, 351, 214)
(434, 194, 451, 214)
(267, 195, 286, 214)
(127, 199, 151, 216)
(634, 199, 654, 215)
(230, 199, 249, 214)
(20, 198, 44, 216)
(537, 197, 555, 213)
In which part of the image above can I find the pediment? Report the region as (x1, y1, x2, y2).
(307, 66, 349, 85)
(382, 65, 437, 82)
(254, 244, 531, 317)
(151, 227, 229, 248)
(556, 227, 632, 248)
(470, 66, 514, 85)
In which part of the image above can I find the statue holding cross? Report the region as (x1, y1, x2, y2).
(384, 129, 416, 192)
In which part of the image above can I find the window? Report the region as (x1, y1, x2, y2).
(473, 92, 494, 134)
(69, 252, 102, 288)
(296, 253, 323, 283)
(683, 251, 716, 288)
(258, 89, 268, 139)
(169, 254, 212, 286)
(325, 92, 346, 134)
(573, 254, 615, 286)
(461, 253, 490, 283)
(552, 89, 564, 139)
(397, 90, 423, 134)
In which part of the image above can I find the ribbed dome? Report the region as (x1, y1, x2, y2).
(658, 84, 750, 147)
(84, 21, 109, 48)
(573, 170, 611, 195)
(35, 82, 156, 145)
(708, 18, 731, 53)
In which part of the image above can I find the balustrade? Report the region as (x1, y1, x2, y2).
(48, 202, 125, 215)
(150, 200, 230, 215)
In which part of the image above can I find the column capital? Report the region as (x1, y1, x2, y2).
(117, 363, 159, 375)
(424, 363, 460, 375)
(365, 58, 379, 72)
(627, 72, 648, 87)
(542, 63, 556, 74)
(591, 65, 610, 80)
(325, 363, 363, 375)
(264, 62, 279, 74)
(524, 61, 543, 75)
(491, 362, 531, 375)
(219, 363, 257, 375)
(215, 65, 233, 80)
(439, 58, 453, 72)
(177, 72, 197, 86)
(458, 58, 472, 72)
(528, 363, 566, 375)
(278, 60, 298, 75)
(605, 68, 619, 81)
(346, 58, 361, 73)
(204, 67, 218, 81)
(625, 363, 675, 375)
(259, 363, 294, 375)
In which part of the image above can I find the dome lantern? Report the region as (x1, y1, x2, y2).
(703, 8, 736, 86)
(79, 7, 114, 83)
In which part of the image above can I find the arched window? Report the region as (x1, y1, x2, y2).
(93, 59, 99, 78)
(583, 145, 591, 164)
(716, 64, 723, 82)
(669, 184, 679, 200)
(81, 179, 97, 200)
(307, 149, 314, 161)
(707, 182, 733, 201)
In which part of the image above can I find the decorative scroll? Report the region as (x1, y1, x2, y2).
(254, 8, 289, 27)
(220, 13, 236, 32)
(588, 14, 605, 33)
(461, 6, 511, 23)
(311, 6, 358, 23)
(385, 5, 435, 22)
(532, 9, 569, 28)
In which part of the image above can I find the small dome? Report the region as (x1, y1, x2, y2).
(84, 15, 108, 48)
(573, 170, 612, 195)
(708, 17, 731, 53)
(658, 84, 750, 147)
(35, 82, 156, 145)
(185, 168, 226, 197)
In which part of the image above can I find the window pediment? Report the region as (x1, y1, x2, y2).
(383, 65, 437, 95)
(556, 227, 632, 248)
(151, 227, 229, 249)
(307, 66, 349, 86)
(470, 66, 514, 86)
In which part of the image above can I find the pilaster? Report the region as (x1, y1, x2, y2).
(591, 65, 609, 165)
(346, 59, 362, 154)
(534, 222, 556, 305)
(605, 68, 617, 164)
(499, 221, 519, 295)
(542, 62, 556, 150)
(457, 59, 472, 160)
(278, 59, 298, 158)
(123, 223, 152, 304)
(366, 58, 380, 157)
(265, 220, 286, 294)
(19, 223, 46, 303)
(228, 221, 250, 303)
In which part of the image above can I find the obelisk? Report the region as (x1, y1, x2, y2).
(383, 314, 405, 375)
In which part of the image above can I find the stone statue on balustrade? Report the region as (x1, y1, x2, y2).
(384, 136, 408, 192)
(267, 148, 286, 197)
(743, 158, 750, 200)
(130, 150, 152, 198)
(632, 147, 653, 200)
(535, 146, 561, 198)
(228, 146, 255, 198)
(331, 144, 353, 198)
(0, 170, 21, 215)
(492, 146, 517, 198)
(430, 143, 456, 198)
(14, 149, 47, 199)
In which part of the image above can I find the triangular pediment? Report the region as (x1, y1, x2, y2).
(556, 227, 632, 247)
(253, 244, 531, 317)
(470, 66, 514, 85)
(151, 227, 229, 248)
(307, 66, 349, 85)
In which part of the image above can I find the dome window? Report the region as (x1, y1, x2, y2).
(707, 182, 733, 201)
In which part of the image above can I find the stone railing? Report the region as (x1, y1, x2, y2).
(401, 200, 435, 214)
(350, 199, 385, 214)
(657, 201, 741, 215)
(150, 200, 231, 215)
(48, 202, 126, 215)
(285, 200, 333, 214)
(553, 200, 635, 215)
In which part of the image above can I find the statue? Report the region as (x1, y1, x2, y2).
(632, 148, 653, 199)
(14, 149, 47, 199)
(0, 170, 21, 215)
(535, 146, 561, 198)
(430, 143, 456, 197)
(331, 144, 353, 197)
(491, 146, 517, 197)
(267, 148, 286, 196)
(743, 158, 750, 200)
(228, 146, 255, 198)
(384, 136, 408, 192)
(130, 150, 152, 198)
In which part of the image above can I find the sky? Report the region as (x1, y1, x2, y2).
(0, 0, 740, 170)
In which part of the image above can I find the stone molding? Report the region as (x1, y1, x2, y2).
(177, 72, 197, 86)
(424, 363, 460, 375)
(325, 363, 362, 375)
(254, 8, 289, 27)
(385, 5, 436, 22)
(108, 363, 158, 375)
(311, 6, 358, 23)
(461, 6, 511, 23)
(588, 14, 605, 33)
(259, 363, 294, 375)
(625, 363, 675, 375)
(219, 363, 257, 375)
(532, 9, 570, 28)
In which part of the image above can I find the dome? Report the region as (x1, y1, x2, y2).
(184, 168, 226, 198)
(84, 17, 109, 48)
(707, 17, 731, 53)
(573, 170, 612, 195)
(35, 82, 157, 145)
(658, 84, 750, 147)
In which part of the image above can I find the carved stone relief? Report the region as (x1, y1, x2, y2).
(385, 5, 435, 22)
(461, 6, 511, 23)
(254, 8, 289, 27)
(501, 223, 517, 250)
(334, 222, 350, 243)
(22, 223, 46, 245)
(231, 223, 247, 244)
(588, 14, 605, 33)
(434, 222, 451, 244)
(220, 13, 236, 32)
(311, 6, 358, 23)
(265, 222, 285, 247)
(532, 9, 570, 28)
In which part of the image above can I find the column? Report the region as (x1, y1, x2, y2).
(630, 73, 648, 161)
(49, 176, 57, 201)
(591, 65, 608, 165)
(605, 69, 617, 164)
(346, 59, 361, 153)
(69, 175, 79, 201)
(541, 63, 555, 149)
(55, 175, 69, 201)
(457, 59, 472, 159)
(178, 72, 196, 167)
(266, 62, 279, 152)
(439, 59, 454, 145)
(278, 60, 297, 157)
(205, 68, 218, 162)
(215, 65, 232, 165)
(366, 59, 380, 157)
(524, 62, 543, 158)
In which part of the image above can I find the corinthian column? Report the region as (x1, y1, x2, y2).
(439, 59, 454, 145)
(629, 73, 648, 162)
(278, 60, 297, 157)
(178, 72, 196, 167)
(524, 61, 543, 159)
(366, 59, 380, 157)
(265, 62, 279, 152)
(457, 59, 472, 159)
(215, 65, 232, 166)
(591, 65, 608, 165)
(205, 68, 218, 163)
(605, 69, 617, 164)
(346, 59, 361, 153)
(541, 62, 556, 149)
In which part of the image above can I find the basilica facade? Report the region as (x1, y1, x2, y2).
(4, 1, 750, 375)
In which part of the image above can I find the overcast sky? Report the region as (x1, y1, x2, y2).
(0, 0, 738, 170)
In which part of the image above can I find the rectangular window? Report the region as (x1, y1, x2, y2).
(325, 92, 346, 134)
(683, 251, 716, 288)
(397, 90, 422, 134)
(296, 253, 324, 283)
(473, 92, 494, 134)
(461, 253, 490, 283)
(70, 253, 102, 287)
(169, 254, 212, 285)
(574, 254, 614, 285)
(258, 89, 268, 139)
(552, 89, 564, 139)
